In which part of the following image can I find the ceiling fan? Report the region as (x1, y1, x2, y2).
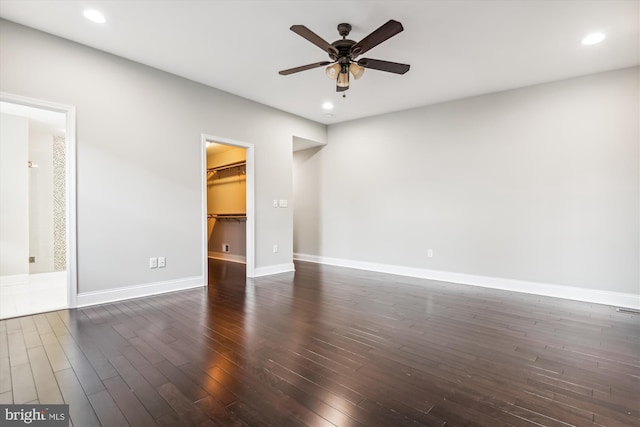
(279, 20, 410, 93)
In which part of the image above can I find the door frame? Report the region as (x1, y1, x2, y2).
(1, 92, 78, 308)
(201, 134, 255, 282)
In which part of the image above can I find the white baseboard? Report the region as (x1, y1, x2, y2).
(293, 253, 640, 310)
(28, 271, 66, 281)
(253, 263, 295, 277)
(76, 276, 204, 307)
(208, 251, 246, 264)
(0, 274, 28, 286)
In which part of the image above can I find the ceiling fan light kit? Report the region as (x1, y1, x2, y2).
(279, 19, 410, 94)
(326, 63, 341, 79)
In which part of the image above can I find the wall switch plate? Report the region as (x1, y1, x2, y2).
(427, 249, 433, 258)
(158, 257, 166, 268)
(222, 244, 230, 253)
(273, 199, 279, 208)
(279, 199, 288, 208)
(273, 244, 278, 253)
(149, 257, 158, 268)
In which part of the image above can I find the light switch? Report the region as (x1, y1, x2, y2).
(279, 199, 288, 208)
(273, 199, 279, 208)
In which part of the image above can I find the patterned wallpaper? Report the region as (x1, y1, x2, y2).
(53, 136, 66, 271)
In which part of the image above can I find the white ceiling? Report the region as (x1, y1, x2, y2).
(1, 0, 638, 125)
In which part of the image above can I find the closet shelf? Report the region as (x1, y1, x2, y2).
(208, 213, 247, 221)
(207, 160, 246, 174)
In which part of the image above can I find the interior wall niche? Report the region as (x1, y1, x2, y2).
(206, 143, 247, 263)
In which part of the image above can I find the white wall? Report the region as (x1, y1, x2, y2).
(295, 67, 639, 298)
(28, 127, 55, 273)
(0, 114, 29, 276)
(0, 20, 326, 295)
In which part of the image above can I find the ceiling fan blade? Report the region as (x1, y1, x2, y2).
(350, 20, 404, 57)
(357, 58, 410, 74)
(290, 25, 339, 56)
(279, 61, 331, 75)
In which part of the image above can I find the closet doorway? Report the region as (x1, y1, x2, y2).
(202, 135, 255, 284)
(0, 93, 77, 319)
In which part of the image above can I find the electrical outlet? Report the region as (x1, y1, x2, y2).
(158, 257, 166, 268)
(273, 244, 278, 253)
(222, 244, 230, 253)
(149, 257, 158, 268)
(427, 249, 433, 258)
(273, 199, 279, 208)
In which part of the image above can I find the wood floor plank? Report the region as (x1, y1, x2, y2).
(10, 362, 37, 404)
(119, 345, 168, 387)
(134, 329, 189, 366)
(102, 375, 158, 427)
(0, 391, 13, 404)
(107, 355, 174, 420)
(176, 362, 238, 407)
(154, 359, 208, 402)
(195, 395, 248, 427)
(68, 334, 119, 381)
(87, 389, 130, 427)
(55, 368, 101, 427)
(156, 382, 216, 426)
(57, 339, 105, 396)
(33, 313, 53, 335)
(129, 336, 167, 365)
(0, 356, 11, 395)
(226, 401, 274, 427)
(7, 330, 29, 366)
(39, 332, 71, 372)
(27, 346, 64, 404)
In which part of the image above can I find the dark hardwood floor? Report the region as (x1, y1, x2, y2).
(1, 259, 638, 426)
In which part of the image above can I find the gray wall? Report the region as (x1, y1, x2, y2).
(294, 67, 639, 295)
(0, 20, 326, 293)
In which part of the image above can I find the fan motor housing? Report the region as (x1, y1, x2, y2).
(330, 39, 357, 61)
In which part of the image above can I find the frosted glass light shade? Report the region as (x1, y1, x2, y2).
(325, 63, 341, 80)
(349, 63, 365, 80)
(337, 72, 349, 88)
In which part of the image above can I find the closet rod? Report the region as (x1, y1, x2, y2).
(208, 213, 247, 221)
(207, 160, 246, 174)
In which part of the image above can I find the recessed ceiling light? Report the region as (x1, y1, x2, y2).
(581, 32, 606, 45)
(83, 10, 106, 24)
(322, 102, 334, 110)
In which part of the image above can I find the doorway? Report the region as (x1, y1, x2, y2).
(0, 93, 77, 319)
(201, 135, 255, 284)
